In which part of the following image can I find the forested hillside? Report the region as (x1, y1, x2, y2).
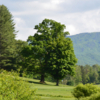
(69, 32, 100, 65)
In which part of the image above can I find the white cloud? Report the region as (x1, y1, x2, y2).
(14, 17, 36, 41)
(65, 25, 78, 35)
(56, 9, 100, 35)
(12, 0, 62, 16)
(13, 8, 100, 40)
(2, 0, 100, 40)
(14, 18, 26, 28)
(15, 28, 36, 41)
(51, 0, 65, 4)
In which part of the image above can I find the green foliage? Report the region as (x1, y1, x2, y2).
(64, 64, 100, 85)
(0, 5, 16, 70)
(67, 80, 74, 86)
(14, 40, 33, 76)
(46, 35, 77, 86)
(82, 93, 100, 100)
(88, 67, 99, 83)
(45, 74, 56, 82)
(80, 65, 90, 84)
(0, 69, 38, 100)
(21, 18, 77, 85)
(72, 83, 100, 100)
(22, 33, 47, 83)
(15, 40, 28, 65)
(74, 65, 82, 85)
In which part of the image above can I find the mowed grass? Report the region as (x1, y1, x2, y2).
(21, 77, 75, 100)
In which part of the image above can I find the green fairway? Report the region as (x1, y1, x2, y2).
(22, 78, 75, 100)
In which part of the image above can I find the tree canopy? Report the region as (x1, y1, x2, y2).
(21, 19, 77, 85)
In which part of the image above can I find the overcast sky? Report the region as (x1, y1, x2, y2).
(1, 0, 100, 41)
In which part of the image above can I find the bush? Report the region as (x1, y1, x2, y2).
(66, 80, 74, 86)
(72, 83, 100, 100)
(0, 69, 38, 100)
(82, 93, 100, 100)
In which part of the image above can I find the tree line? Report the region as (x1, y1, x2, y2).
(63, 64, 100, 85)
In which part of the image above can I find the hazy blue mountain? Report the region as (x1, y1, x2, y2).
(68, 32, 100, 66)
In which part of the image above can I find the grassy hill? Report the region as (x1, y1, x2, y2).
(22, 77, 75, 100)
(68, 32, 100, 66)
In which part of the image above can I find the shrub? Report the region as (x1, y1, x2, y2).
(82, 93, 100, 100)
(0, 69, 38, 100)
(66, 80, 74, 86)
(72, 83, 100, 100)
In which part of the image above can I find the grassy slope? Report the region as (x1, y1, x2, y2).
(22, 77, 75, 100)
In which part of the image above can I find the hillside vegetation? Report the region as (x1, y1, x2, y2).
(69, 32, 100, 65)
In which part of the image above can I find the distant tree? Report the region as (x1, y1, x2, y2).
(92, 64, 100, 83)
(88, 64, 99, 83)
(74, 65, 82, 85)
(14, 40, 28, 74)
(80, 65, 91, 84)
(0, 5, 17, 70)
(98, 71, 100, 83)
(89, 70, 99, 84)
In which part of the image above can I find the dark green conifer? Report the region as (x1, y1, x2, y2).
(0, 5, 16, 70)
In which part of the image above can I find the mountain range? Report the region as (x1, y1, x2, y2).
(68, 32, 100, 66)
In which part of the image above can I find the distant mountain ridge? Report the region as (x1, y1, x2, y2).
(68, 32, 100, 66)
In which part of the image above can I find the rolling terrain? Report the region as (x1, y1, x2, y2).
(68, 32, 100, 66)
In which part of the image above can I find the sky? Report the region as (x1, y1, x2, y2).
(1, 0, 100, 41)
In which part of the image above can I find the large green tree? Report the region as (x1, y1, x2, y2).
(35, 19, 77, 85)
(22, 19, 77, 85)
(0, 5, 16, 70)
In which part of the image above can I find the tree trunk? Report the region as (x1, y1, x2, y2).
(56, 79, 59, 86)
(40, 74, 45, 83)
